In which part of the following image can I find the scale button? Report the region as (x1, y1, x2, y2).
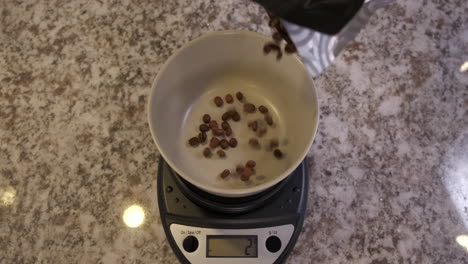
(182, 236, 199, 253)
(265, 236, 282, 253)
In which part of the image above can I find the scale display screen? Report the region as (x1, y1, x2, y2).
(206, 235, 258, 258)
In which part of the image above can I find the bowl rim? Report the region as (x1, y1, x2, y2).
(147, 30, 319, 197)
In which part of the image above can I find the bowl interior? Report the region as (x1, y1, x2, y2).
(149, 31, 318, 197)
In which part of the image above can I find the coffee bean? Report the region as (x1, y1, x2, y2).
(199, 124, 209, 132)
(225, 127, 233, 137)
(220, 139, 229, 149)
(272, 32, 282, 42)
(246, 160, 256, 168)
(236, 165, 244, 174)
(236, 92, 244, 101)
(203, 114, 211, 124)
(248, 121, 258, 132)
(221, 121, 230, 130)
(217, 150, 226, 158)
(225, 94, 233, 104)
(188, 137, 200, 147)
(259, 105, 268, 114)
(220, 169, 230, 178)
(241, 167, 253, 181)
(244, 103, 256, 113)
(209, 120, 218, 130)
(222, 112, 231, 121)
(203, 147, 212, 158)
(265, 114, 273, 126)
(276, 49, 283, 60)
(228, 109, 237, 116)
(232, 111, 240, 122)
(268, 15, 280, 28)
(198, 132, 207, 143)
(249, 138, 260, 148)
(274, 149, 283, 159)
(243, 167, 253, 177)
(263, 43, 280, 55)
(270, 139, 279, 149)
(213, 127, 224, 137)
(285, 43, 297, 53)
(228, 138, 238, 148)
(214, 96, 223, 107)
(210, 137, 220, 148)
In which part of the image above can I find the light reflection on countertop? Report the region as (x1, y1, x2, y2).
(123, 204, 146, 228)
(456, 235, 468, 252)
(0, 186, 16, 207)
(460, 61, 468, 72)
(442, 130, 468, 230)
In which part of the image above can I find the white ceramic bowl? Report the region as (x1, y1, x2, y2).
(148, 30, 319, 197)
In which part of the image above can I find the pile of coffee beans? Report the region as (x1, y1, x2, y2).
(187, 91, 285, 181)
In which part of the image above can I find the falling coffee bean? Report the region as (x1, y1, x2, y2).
(225, 127, 233, 137)
(214, 96, 223, 107)
(263, 42, 281, 55)
(222, 112, 231, 121)
(249, 138, 260, 148)
(203, 114, 211, 124)
(203, 147, 212, 158)
(265, 114, 273, 126)
(236, 92, 244, 101)
(285, 43, 297, 53)
(244, 103, 256, 113)
(198, 132, 207, 143)
(274, 149, 283, 159)
(217, 150, 226, 158)
(272, 32, 282, 42)
(276, 49, 283, 60)
(220, 139, 229, 149)
(246, 160, 256, 168)
(188, 137, 200, 147)
(236, 165, 244, 174)
(210, 137, 220, 148)
(241, 167, 253, 181)
(213, 127, 224, 137)
(209, 120, 218, 130)
(232, 111, 240, 122)
(228, 138, 238, 148)
(225, 94, 233, 104)
(220, 169, 230, 178)
(221, 121, 230, 130)
(199, 124, 209, 132)
(259, 105, 268, 114)
(270, 139, 279, 149)
(263, 43, 280, 55)
(248, 121, 258, 132)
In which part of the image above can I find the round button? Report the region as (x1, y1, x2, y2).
(265, 236, 282, 253)
(182, 236, 199, 253)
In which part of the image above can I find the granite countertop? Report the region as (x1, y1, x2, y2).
(1, 0, 468, 263)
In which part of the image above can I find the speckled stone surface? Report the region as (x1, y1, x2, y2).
(1, 0, 468, 263)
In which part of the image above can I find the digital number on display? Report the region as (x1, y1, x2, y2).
(206, 235, 258, 258)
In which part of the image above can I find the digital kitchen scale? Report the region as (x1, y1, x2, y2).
(157, 158, 308, 264)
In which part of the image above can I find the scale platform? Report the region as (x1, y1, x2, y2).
(157, 158, 309, 264)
